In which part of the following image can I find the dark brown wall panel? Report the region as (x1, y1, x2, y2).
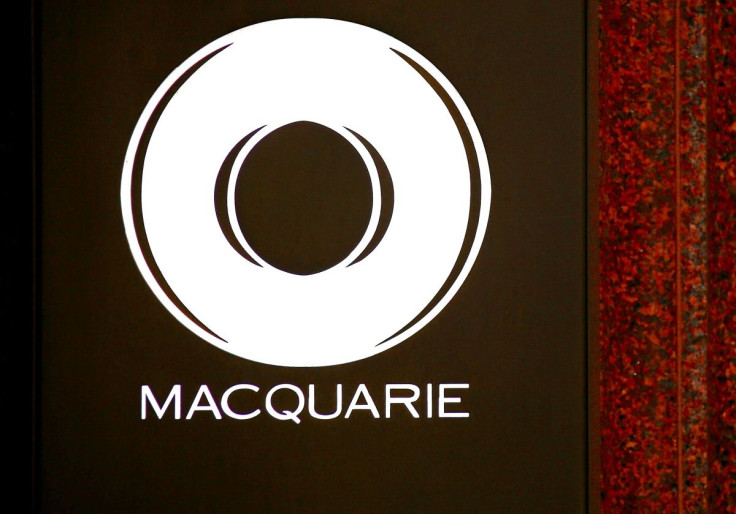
(35, 1, 587, 512)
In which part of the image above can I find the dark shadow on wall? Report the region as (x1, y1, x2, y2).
(0, 1, 34, 509)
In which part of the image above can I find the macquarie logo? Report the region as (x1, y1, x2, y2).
(121, 18, 491, 368)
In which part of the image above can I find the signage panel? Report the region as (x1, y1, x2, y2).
(37, 2, 587, 511)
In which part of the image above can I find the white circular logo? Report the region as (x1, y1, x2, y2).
(121, 19, 491, 367)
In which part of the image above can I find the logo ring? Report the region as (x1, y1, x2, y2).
(121, 19, 491, 366)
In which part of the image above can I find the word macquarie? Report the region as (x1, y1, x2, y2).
(141, 383, 469, 423)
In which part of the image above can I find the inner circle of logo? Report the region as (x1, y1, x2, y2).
(121, 18, 491, 367)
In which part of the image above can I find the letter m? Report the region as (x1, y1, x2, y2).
(141, 385, 182, 420)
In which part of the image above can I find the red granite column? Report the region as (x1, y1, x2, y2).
(707, 2, 736, 511)
(599, 0, 679, 509)
(678, 1, 710, 512)
(598, 0, 713, 511)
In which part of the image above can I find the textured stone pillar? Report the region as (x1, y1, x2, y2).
(599, 0, 736, 511)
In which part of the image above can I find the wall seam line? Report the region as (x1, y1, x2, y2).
(675, 0, 685, 512)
